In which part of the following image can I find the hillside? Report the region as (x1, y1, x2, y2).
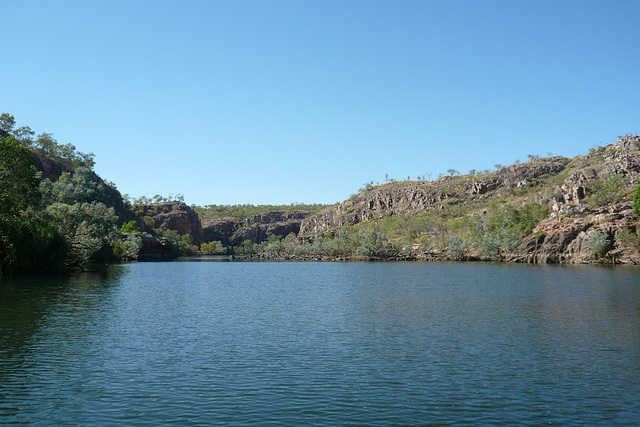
(298, 135, 640, 264)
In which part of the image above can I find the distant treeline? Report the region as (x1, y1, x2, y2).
(193, 203, 332, 221)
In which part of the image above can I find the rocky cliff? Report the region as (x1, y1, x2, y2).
(141, 202, 204, 243)
(299, 155, 572, 236)
(300, 135, 640, 264)
(507, 201, 640, 264)
(202, 211, 309, 245)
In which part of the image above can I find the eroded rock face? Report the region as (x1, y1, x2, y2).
(202, 211, 310, 245)
(142, 202, 203, 243)
(299, 183, 459, 236)
(496, 157, 569, 189)
(508, 202, 640, 264)
(299, 135, 640, 264)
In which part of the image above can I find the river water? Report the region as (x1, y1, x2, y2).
(1, 260, 639, 425)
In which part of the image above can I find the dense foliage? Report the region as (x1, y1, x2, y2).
(235, 226, 399, 259)
(0, 135, 67, 273)
(0, 116, 121, 273)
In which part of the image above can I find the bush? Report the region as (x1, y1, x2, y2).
(633, 183, 640, 218)
(446, 235, 468, 260)
(616, 229, 640, 248)
(201, 241, 227, 255)
(112, 234, 143, 260)
(588, 230, 611, 256)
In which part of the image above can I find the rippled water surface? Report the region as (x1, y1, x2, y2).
(1, 261, 640, 425)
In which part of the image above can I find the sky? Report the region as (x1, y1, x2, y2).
(3, 0, 639, 206)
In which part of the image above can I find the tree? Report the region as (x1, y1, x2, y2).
(446, 168, 459, 176)
(633, 183, 640, 218)
(0, 135, 51, 273)
(13, 126, 35, 147)
(40, 167, 108, 205)
(35, 132, 57, 153)
(46, 201, 117, 266)
(0, 113, 15, 132)
(0, 135, 41, 216)
(111, 233, 143, 260)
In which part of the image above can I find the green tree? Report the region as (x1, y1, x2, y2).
(1, 216, 68, 273)
(40, 167, 108, 205)
(0, 113, 15, 132)
(633, 183, 640, 218)
(46, 201, 117, 266)
(13, 126, 35, 147)
(201, 241, 227, 255)
(0, 135, 72, 273)
(0, 135, 41, 215)
(35, 132, 57, 153)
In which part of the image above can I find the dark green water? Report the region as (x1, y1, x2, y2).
(1, 260, 639, 425)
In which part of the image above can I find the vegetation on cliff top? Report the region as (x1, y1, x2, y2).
(193, 203, 331, 222)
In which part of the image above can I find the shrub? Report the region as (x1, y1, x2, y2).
(446, 235, 468, 260)
(616, 229, 640, 248)
(588, 230, 611, 256)
(112, 234, 143, 260)
(201, 241, 227, 255)
(633, 183, 640, 218)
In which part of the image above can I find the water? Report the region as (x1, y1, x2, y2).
(1, 261, 639, 425)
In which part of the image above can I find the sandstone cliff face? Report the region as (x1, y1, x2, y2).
(508, 202, 640, 264)
(142, 202, 203, 243)
(552, 135, 640, 209)
(300, 156, 573, 236)
(32, 152, 73, 182)
(300, 135, 640, 264)
(202, 211, 309, 245)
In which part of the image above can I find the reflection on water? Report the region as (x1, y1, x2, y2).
(1, 261, 639, 425)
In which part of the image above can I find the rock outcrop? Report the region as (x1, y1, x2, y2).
(202, 211, 309, 245)
(508, 202, 640, 264)
(300, 156, 574, 237)
(142, 202, 203, 243)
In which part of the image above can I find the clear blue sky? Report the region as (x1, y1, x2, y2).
(3, 0, 639, 206)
